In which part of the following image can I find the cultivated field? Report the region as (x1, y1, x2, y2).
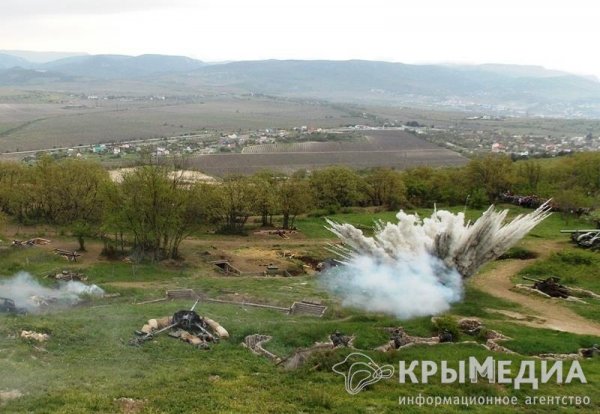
(191, 130, 468, 175)
(2, 82, 598, 157)
(0, 94, 367, 152)
(368, 104, 600, 136)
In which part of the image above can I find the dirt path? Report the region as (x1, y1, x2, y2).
(470, 240, 600, 336)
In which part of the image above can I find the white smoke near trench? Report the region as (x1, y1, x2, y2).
(0, 272, 104, 312)
(323, 203, 551, 319)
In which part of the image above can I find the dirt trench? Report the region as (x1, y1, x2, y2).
(470, 240, 600, 337)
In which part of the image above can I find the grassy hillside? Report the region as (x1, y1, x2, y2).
(1, 208, 599, 412)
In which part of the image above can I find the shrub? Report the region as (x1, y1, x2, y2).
(557, 251, 594, 266)
(432, 315, 460, 341)
(498, 246, 538, 260)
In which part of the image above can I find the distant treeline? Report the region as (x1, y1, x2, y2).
(0, 153, 598, 261)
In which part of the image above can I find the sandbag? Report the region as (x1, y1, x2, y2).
(181, 331, 203, 346)
(204, 317, 229, 339)
(155, 316, 173, 329)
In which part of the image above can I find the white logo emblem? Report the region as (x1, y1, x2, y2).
(332, 352, 395, 394)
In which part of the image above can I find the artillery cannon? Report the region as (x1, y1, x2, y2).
(522, 276, 570, 298)
(171, 307, 217, 343)
(561, 230, 600, 251)
(580, 344, 599, 358)
(131, 299, 220, 346)
(0, 297, 27, 315)
(329, 330, 351, 347)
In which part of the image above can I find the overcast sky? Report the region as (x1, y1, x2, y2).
(0, 0, 598, 76)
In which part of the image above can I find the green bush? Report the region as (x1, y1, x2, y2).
(557, 251, 594, 266)
(307, 209, 330, 217)
(498, 246, 538, 260)
(432, 315, 460, 341)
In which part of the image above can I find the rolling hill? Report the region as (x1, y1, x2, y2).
(42, 54, 206, 79)
(0, 67, 74, 85)
(180, 60, 600, 106)
(0, 52, 599, 116)
(0, 53, 31, 70)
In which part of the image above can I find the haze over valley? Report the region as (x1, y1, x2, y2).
(1, 52, 600, 118)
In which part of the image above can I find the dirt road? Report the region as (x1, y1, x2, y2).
(470, 240, 600, 336)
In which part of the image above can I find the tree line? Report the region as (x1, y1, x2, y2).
(0, 153, 598, 260)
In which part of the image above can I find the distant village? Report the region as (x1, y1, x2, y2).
(421, 119, 600, 158)
(22, 124, 362, 163)
(21, 118, 600, 164)
(22, 128, 286, 163)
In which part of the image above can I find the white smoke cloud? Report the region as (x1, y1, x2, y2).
(0, 272, 104, 312)
(323, 254, 463, 319)
(324, 204, 551, 319)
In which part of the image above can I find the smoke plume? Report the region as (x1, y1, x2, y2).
(323, 203, 551, 319)
(0, 272, 104, 312)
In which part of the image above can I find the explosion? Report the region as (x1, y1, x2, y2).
(323, 203, 551, 319)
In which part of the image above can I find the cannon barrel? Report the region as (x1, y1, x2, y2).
(194, 321, 217, 342)
(522, 276, 543, 283)
(133, 322, 179, 344)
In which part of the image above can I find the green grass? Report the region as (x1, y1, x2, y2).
(517, 249, 600, 291)
(1, 251, 599, 414)
(450, 285, 522, 318)
(83, 262, 192, 284)
(498, 246, 538, 260)
(517, 247, 600, 321)
(0, 247, 68, 277)
(2, 297, 600, 413)
(295, 204, 588, 239)
(490, 322, 599, 355)
(1, 217, 600, 413)
(525, 213, 590, 240)
(296, 206, 484, 239)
